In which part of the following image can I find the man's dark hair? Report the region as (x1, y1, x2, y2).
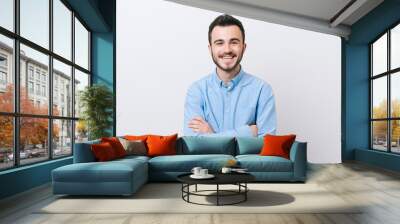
(208, 14, 245, 44)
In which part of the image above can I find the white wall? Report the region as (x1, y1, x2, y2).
(116, 0, 341, 163)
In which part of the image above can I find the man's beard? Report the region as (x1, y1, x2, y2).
(211, 51, 244, 73)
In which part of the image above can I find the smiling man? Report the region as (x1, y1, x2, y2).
(183, 14, 277, 137)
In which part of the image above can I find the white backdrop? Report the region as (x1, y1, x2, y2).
(116, 0, 341, 163)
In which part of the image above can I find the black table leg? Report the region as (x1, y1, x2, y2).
(187, 184, 190, 202)
(245, 183, 247, 201)
(217, 184, 219, 206)
(181, 183, 183, 199)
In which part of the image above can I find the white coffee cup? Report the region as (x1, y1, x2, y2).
(191, 167, 202, 176)
(200, 169, 208, 176)
(221, 167, 232, 173)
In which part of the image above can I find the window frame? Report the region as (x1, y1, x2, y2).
(370, 20, 400, 154)
(0, 0, 92, 171)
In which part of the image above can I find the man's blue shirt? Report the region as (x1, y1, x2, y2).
(183, 68, 277, 137)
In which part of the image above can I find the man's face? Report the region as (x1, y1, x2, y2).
(209, 25, 246, 73)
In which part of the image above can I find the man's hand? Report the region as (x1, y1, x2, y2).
(188, 116, 214, 134)
(249, 125, 258, 137)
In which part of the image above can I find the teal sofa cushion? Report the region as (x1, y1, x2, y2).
(236, 155, 293, 172)
(52, 157, 148, 195)
(53, 159, 147, 183)
(177, 136, 236, 155)
(236, 137, 264, 155)
(148, 154, 235, 172)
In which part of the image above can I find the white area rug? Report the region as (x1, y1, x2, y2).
(38, 183, 361, 214)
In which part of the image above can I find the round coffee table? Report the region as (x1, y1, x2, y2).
(177, 172, 255, 206)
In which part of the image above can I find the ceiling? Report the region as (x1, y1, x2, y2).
(165, 0, 384, 38)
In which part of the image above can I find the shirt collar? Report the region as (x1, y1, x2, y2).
(212, 67, 245, 89)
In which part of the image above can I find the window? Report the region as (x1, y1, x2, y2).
(41, 73, 46, 82)
(371, 23, 400, 154)
(53, 0, 72, 60)
(0, 116, 13, 170)
(0, 0, 91, 170)
(0, 34, 13, 113)
(53, 59, 71, 117)
(20, 0, 49, 49)
(42, 85, 46, 97)
(0, 71, 6, 85)
(75, 18, 89, 70)
(20, 117, 49, 165)
(36, 83, 40, 95)
(0, 55, 7, 67)
(28, 81, 34, 94)
(0, 0, 13, 32)
(35, 70, 40, 81)
(0, 54, 8, 89)
(28, 67, 34, 80)
(53, 119, 72, 158)
(74, 69, 89, 118)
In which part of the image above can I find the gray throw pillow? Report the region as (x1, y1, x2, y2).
(118, 138, 147, 156)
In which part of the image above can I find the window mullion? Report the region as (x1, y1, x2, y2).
(13, 0, 20, 167)
(48, 0, 54, 160)
(388, 30, 391, 152)
(370, 45, 373, 149)
(71, 10, 76, 155)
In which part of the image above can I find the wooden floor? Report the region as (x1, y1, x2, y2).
(1, 162, 400, 224)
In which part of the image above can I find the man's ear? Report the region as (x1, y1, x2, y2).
(208, 44, 211, 54)
(243, 42, 247, 53)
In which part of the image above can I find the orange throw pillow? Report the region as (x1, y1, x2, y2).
(124, 135, 149, 141)
(91, 142, 117, 161)
(146, 134, 178, 157)
(260, 134, 296, 159)
(101, 137, 127, 158)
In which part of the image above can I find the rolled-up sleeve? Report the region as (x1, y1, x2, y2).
(183, 84, 205, 136)
(256, 83, 277, 137)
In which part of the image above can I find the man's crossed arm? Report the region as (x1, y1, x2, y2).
(187, 116, 258, 137)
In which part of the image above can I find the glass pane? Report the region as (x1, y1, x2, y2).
(53, 119, 72, 157)
(392, 72, 400, 118)
(0, 0, 13, 31)
(372, 33, 387, 76)
(75, 17, 89, 70)
(20, 44, 49, 115)
(372, 121, 388, 151)
(372, 77, 387, 119)
(53, 59, 72, 117)
(0, 116, 13, 170)
(75, 120, 88, 143)
(0, 34, 14, 112)
(20, 117, 49, 165)
(20, 0, 49, 49)
(392, 24, 400, 70)
(391, 120, 400, 153)
(74, 69, 89, 118)
(53, 0, 72, 60)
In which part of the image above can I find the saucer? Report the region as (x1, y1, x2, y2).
(190, 174, 215, 179)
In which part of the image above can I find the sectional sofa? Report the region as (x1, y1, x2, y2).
(52, 136, 307, 196)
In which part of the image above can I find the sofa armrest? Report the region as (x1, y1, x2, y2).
(289, 141, 307, 181)
(73, 140, 100, 163)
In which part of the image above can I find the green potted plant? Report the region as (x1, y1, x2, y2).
(79, 84, 113, 140)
